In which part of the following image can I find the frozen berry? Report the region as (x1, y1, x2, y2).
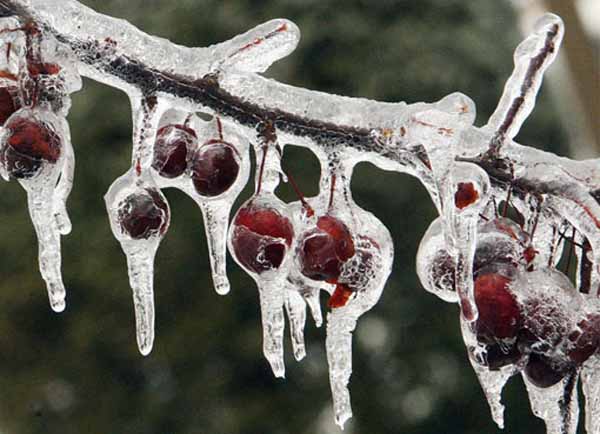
(0, 114, 61, 179)
(190, 140, 240, 197)
(298, 215, 355, 282)
(516, 269, 579, 354)
(152, 124, 196, 178)
(0, 86, 19, 125)
(567, 313, 600, 364)
(231, 202, 294, 274)
(474, 218, 526, 273)
(473, 271, 521, 343)
(118, 188, 169, 240)
(524, 353, 572, 388)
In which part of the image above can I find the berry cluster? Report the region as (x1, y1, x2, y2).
(151, 118, 241, 197)
(419, 203, 600, 390)
(229, 147, 385, 311)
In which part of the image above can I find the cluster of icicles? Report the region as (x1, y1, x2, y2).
(0, 1, 599, 432)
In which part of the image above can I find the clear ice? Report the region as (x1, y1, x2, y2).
(1, 1, 600, 432)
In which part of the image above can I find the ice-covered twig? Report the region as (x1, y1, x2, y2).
(486, 14, 564, 154)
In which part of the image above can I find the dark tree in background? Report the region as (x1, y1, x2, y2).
(0, 1, 570, 433)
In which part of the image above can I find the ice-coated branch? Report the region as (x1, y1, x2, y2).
(1, 1, 600, 432)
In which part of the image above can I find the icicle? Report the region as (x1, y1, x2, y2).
(1, 107, 72, 312)
(125, 242, 157, 356)
(24, 180, 67, 312)
(581, 357, 600, 434)
(522, 371, 580, 434)
(188, 117, 250, 295)
(443, 162, 490, 321)
(285, 287, 307, 361)
(254, 280, 286, 377)
(460, 317, 515, 429)
(104, 171, 170, 356)
(326, 310, 356, 429)
(196, 200, 233, 295)
(318, 153, 393, 428)
(302, 287, 323, 328)
(228, 123, 292, 377)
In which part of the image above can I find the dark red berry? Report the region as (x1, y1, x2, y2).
(190, 140, 240, 197)
(567, 314, 600, 364)
(524, 353, 572, 388)
(454, 182, 479, 209)
(118, 188, 169, 240)
(0, 86, 19, 125)
(298, 216, 355, 282)
(474, 272, 521, 342)
(152, 124, 196, 178)
(0, 115, 61, 179)
(231, 203, 294, 274)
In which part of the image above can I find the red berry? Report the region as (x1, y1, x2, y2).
(524, 353, 572, 388)
(231, 202, 294, 274)
(567, 314, 600, 364)
(152, 124, 196, 178)
(298, 215, 355, 282)
(190, 140, 240, 197)
(0, 114, 61, 179)
(454, 182, 479, 209)
(117, 188, 169, 240)
(474, 218, 527, 273)
(474, 272, 521, 342)
(0, 86, 19, 125)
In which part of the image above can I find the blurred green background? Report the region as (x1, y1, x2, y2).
(0, 1, 582, 433)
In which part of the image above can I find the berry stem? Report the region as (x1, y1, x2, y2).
(286, 171, 314, 217)
(256, 144, 268, 195)
(502, 184, 512, 217)
(565, 227, 575, 276)
(328, 173, 336, 211)
(216, 116, 223, 140)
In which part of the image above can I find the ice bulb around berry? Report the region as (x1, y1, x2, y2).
(105, 171, 170, 355)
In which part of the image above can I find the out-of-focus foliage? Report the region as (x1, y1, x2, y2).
(0, 1, 569, 433)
